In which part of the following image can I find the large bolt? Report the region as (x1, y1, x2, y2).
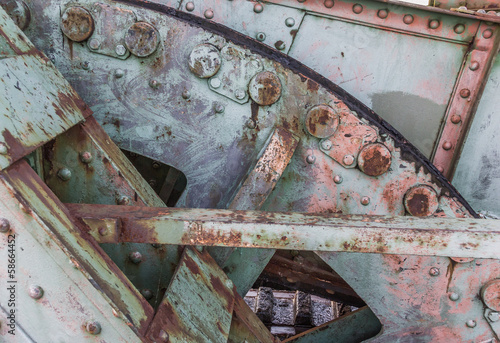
(129, 251, 142, 264)
(60, 7, 94, 42)
(1, 0, 31, 30)
(248, 71, 282, 106)
(0, 218, 10, 233)
(124, 22, 160, 58)
(189, 44, 221, 79)
(305, 105, 339, 138)
(404, 185, 439, 217)
(57, 168, 72, 181)
(357, 143, 392, 177)
(481, 279, 500, 311)
(86, 321, 102, 335)
(28, 285, 44, 300)
(429, 267, 440, 276)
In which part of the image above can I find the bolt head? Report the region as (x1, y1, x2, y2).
(185, 2, 195, 11)
(275, 41, 286, 50)
(429, 267, 440, 276)
(114, 69, 124, 78)
(248, 71, 282, 106)
(117, 195, 131, 206)
(353, 4, 363, 14)
(306, 155, 316, 164)
(343, 155, 355, 166)
(214, 103, 225, 114)
(152, 161, 161, 169)
(210, 78, 221, 89)
(460, 88, 471, 98)
(80, 151, 93, 164)
(57, 168, 72, 181)
(0, 143, 8, 155)
(361, 196, 370, 206)
(86, 321, 102, 335)
(204, 9, 214, 19)
(141, 289, 154, 300)
(88, 38, 100, 50)
(285, 17, 295, 27)
(246, 119, 256, 129)
(234, 89, 246, 100)
(466, 319, 476, 328)
(0, 218, 10, 233)
(82, 61, 90, 70)
(129, 251, 143, 264)
(158, 330, 169, 342)
(182, 90, 191, 99)
(488, 311, 500, 322)
(254, 3, 263, 13)
(333, 175, 343, 184)
(256, 32, 266, 41)
(115, 44, 127, 56)
(403, 14, 414, 25)
(449, 292, 460, 301)
(149, 80, 159, 89)
(28, 285, 44, 300)
(321, 140, 332, 150)
(324, 0, 334, 8)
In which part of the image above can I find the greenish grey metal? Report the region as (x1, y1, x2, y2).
(282, 306, 381, 343)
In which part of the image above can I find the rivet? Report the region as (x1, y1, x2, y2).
(361, 196, 370, 206)
(28, 285, 44, 299)
(82, 61, 90, 70)
(429, 267, 440, 276)
(141, 289, 153, 300)
(306, 155, 316, 164)
(275, 41, 286, 50)
(115, 44, 127, 56)
(454, 24, 465, 34)
(449, 292, 460, 301)
(285, 17, 295, 27)
(469, 61, 480, 71)
(352, 4, 363, 14)
(152, 161, 161, 169)
(403, 14, 414, 25)
(98, 227, 108, 236)
(343, 155, 355, 166)
(114, 69, 124, 78)
(80, 151, 93, 164)
(333, 175, 343, 184)
(214, 103, 225, 113)
(254, 3, 263, 13)
(437, 166, 444, 173)
(204, 9, 214, 19)
(451, 115, 461, 124)
(148, 179, 157, 188)
(195, 246, 204, 252)
(182, 90, 191, 99)
(324, 0, 334, 8)
(483, 29, 493, 39)
(225, 279, 233, 289)
(158, 330, 169, 342)
(256, 32, 266, 41)
(442, 141, 452, 150)
(429, 19, 440, 29)
(234, 89, 246, 100)
(185, 2, 195, 11)
(0, 218, 10, 233)
(466, 319, 476, 328)
(88, 38, 100, 50)
(86, 321, 102, 335)
(460, 88, 471, 98)
(488, 311, 500, 322)
(210, 78, 221, 89)
(117, 195, 131, 205)
(57, 168, 72, 181)
(321, 140, 332, 150)
(0, 142, 7, 155)
(129, 251, 142, 264)
(246, 119, 256, 129)
(149, 80, 159, 89)
(377, 9, 389, 19)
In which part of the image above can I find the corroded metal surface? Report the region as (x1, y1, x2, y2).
(61, 6, 94, 42)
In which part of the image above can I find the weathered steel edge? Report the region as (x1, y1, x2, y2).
(115, 0, 479, 217)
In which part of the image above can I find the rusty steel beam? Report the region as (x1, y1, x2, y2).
(69, 204, 499, 259)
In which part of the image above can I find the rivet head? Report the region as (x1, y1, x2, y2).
(324, 0, 334, 8)
(343, 155, 355, 166)
(460, 88, 471, 98)
(333, 175, 343, 184)
(225, 279, 233, 289)
(246, 119, 256, 129)
(88, 38, 100, 50)
(86, 321, 102, 335)
(29, 285, 44, 299)
(437, 166, 444, 173)
(115, 44, 127, 56)
(360, 196, 370, 206)
(358, 143, 392, 176)
(429, 19, 440, 29)
(185, 2, 194, 11)
(454, 24, 465, 34)
(129, 251, 143, 264)
(57, 168, 72, 181)
(0, 142, 7, 155)
(234, 89, 246, 100)
(210, 77, 221, 89)
(80, 151, 93, 164)
(483, 29, 493, 39)
(0, 218, 10, 233)
(149, 80, 160, 89)
(451, 115, 462, 124)
(61, 7, 94, 42)
(488, 311, 500, 322)
(466, 319, 476, 328)
(285, 17, 295, 27)
(152, 161, 161, 169)
(481, 279, 500, 311)
(182, 90, 191, 99)
(469, 61, 480, 71)
(404, 185, 439, 217)
(352, 4, 363, 14)
(141, 289, 153, 300)
(403, 14, 414, 24)
(442, 141, 452, 150)
(321, 140, 332, 151)
(254, 3, 263, 13)
(248, 71, 282, 106)
(124, 22, 160, 58)
(306, 155, 316, 164)
(204, 9, 214, 19)
(256, 32, 266, 41)
(117, 195, 131, 205)
(98, 227, 108, 236)
(114, 69, 124, 78)
(305, 105, 339, 138)
(214, 103, 225, 114)
(275, 41, 286, 50)
(449, 292, 460, 301)
(189, 43, 221, 79)
(158, 330, 169, 342)
(377, 9, 389, 19)
(82, 61, 90, 70)
(429, 267, 440, 276)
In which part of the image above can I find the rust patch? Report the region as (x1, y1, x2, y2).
(306, 79, 319, 92)
(358, 143, 391, 176)
(183, 254, 202, 275)
(404, 186, 439, 217)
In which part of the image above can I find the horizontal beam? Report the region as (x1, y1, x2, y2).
(67, 204, 500, 259)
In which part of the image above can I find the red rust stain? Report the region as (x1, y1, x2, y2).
(407, 193, 430, 217)
(306, 79, 319, 92)
(209, 275, 233, 312)
(359, 145, 391, 176)
(183, 255, 202, 275)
